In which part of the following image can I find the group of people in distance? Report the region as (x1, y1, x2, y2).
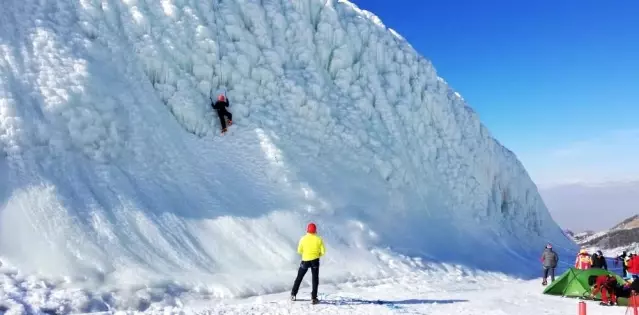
(589, 250, 639, 306)
(574, 248, 608, 270)
(541, 244, 639, 306)
(615, 250, 639, 279)
(575, 248, 639, 279)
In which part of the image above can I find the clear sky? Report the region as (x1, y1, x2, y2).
(350, 0, 639, 187)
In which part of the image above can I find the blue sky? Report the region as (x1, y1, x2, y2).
(350, 0, 639, 187)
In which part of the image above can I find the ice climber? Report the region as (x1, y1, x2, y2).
(589, 274, 619, 306)
(290, 222, 325, 305)
(575, 248, 592, 269)
(212, 94, 233, 133)
(591, 250, 608, 270)
(540, 244, 558, 285)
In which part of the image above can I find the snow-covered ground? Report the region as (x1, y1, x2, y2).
(191, 277, 621, 315)
(1, 265, 624, 315)
(0, 0, 576, 313)
(86, 270, 630, 315)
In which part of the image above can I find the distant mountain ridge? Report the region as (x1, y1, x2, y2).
(612, 215, 639, 231)
(573, 215, 639, 253)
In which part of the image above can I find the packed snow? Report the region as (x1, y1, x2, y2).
(1, 265, 627, 315)
(0, 0, 576, 313)
(161, 269, 627, 315)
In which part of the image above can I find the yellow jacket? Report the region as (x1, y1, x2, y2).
(297, 233, 325, 261)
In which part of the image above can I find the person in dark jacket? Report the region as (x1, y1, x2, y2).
(212, 94, 233, 133)
(591, 250, 608, 270)
(617, 251, 628, 277)
(541, 244, 559, 285)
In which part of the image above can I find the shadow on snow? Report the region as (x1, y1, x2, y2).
(295, 297, 468, 306)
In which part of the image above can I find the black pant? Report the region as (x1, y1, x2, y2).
(615, 285, 630, 298)
(216, 108, 232, 129)
(291, 259, 320, 299)
(543, 267, 555, 281)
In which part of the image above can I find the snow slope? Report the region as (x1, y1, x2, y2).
(0, 0, 575, 312)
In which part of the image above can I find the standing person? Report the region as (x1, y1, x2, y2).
(541, 244, 559, 285)
(626, 254, 639, 280)
(575, 248, 593, 270)
(290, 222, 326, 304)
(591, 250, 608, 270)
(212, 94, 233, 133)
(616, 251, 628, 277)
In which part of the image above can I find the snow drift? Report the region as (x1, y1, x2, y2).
(0, 0, 574, 312)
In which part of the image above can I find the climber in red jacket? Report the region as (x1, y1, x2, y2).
(589, 274, 619, 306)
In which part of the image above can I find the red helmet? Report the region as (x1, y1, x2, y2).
(307, 223, 317, 234)
(217, 94, 226, 101)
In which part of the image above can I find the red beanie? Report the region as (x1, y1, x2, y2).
(307, 223, 317, 234)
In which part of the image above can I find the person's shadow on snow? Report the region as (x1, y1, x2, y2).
(297, 297, 468, 306)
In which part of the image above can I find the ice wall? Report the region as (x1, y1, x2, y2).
(0, 0, 575, 309)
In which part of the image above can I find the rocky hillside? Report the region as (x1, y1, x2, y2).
(576, 215, 639, 252)
(612, 215, 639, 230)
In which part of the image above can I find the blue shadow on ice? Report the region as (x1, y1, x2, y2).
(301, 297, 468, 306)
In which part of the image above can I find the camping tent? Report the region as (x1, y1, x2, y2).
(543, 268, 630, 306)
